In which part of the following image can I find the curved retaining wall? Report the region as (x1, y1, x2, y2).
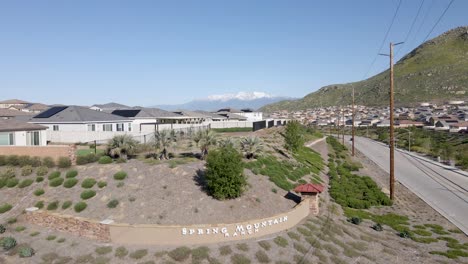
(25, 199, 310, 245)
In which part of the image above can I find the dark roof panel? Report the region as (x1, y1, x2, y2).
(34, 106, 68, 118)
(112, 109, 142, 118)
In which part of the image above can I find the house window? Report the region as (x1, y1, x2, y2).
(0, 132, 14, 146)
(53, 125, 59, 131)
(128, 123, 132, 131)
(27, 131, 40, 146)
(116, 123, 124, 132)
(88, 124, 96, 131)
(103, 124, 113, 132)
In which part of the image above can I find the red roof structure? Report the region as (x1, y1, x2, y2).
(294, 183, 324, 194)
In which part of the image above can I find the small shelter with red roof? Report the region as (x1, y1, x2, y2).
(293, 183, 324, 215)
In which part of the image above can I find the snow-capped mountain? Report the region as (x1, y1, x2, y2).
(154, 92, 292, 111)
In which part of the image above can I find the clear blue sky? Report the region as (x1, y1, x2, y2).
(1, 0, 466, 106)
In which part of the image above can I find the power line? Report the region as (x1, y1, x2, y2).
(403, 0, 435, 55)
(422, 0, 455, 42)
(395, 0, 426, 58)
(362, 0, 403, 79)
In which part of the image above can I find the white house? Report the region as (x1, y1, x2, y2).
(0, 119, 47, 146)
(216, 108, 263, 121)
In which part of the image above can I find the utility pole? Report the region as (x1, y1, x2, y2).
(342, 109, 345, 144)
(352, 87, 355, 156)
(380, 41, 403, 201)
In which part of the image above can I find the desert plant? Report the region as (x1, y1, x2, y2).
(62, 201, 72, 210)
(399, 230, 412, 238)
(192, 130, 217, 159)
(350, 217, 362, 225)
(95, 246, 113, 255)
(6, 155, 19, 166)
(98, 156, 113, 164)
(47, 201, 59, 210)
(6, 178, 18, 188)
(97, 181, 107, 188)
(63, 178, 78, 188)
(107, 199, 119, 208)
(372, 223, 383, 231)
(168, 247, 191, 261)
(30, 156, 42, 167)
(45, 235, 56, 241)
(48, 171, 61, 180)
(152, 130, 172, 160)
(113, 171, 127, 180)
(21, 165, 34, 176)
(107, 134, 138, 160)
(34, 201, 44, 209)
(81, 178, 97, 188)
(18, 247, 34, 258)
(66, 170, 78, 178)
(34, 188, 45, 196)
(17, 155, 32, 166)
(115, 246, 128, 258)
(240, 137, 264, 159)
(76, 153, 98, 165)
(42, 157, 55, 168)
(80, 190, 96, 200)
(36, 176, 44, 182)
(15, 226, 26, 232)
(129, 249, 148, 260)
(274, 236, 289, 247)
(36, 166, 48, 176)
(219, 245, 232, 255)
(0, 237, 17, 250)
(57, 157, 71, 168)
(49, 177, 64, 187)
(74, 201, 87, 212)
(255, 250, 270, 263)
(205, 146, 246, 200)
(1, 166, 16, 178)
(0, 225, 5, 234)
(18, 178, 34, 188)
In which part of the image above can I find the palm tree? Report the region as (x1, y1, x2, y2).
(106, 134, 138, 160)
(240, 136, 263, 159)
(193, 129, 217, 159)
(217, 137, 237, 148)
(153, 130, 172, 160)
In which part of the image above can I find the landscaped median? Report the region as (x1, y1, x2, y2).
(23, 198, 311, 246)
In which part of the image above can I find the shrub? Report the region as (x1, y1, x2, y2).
(113, 171, 127, 180)
(258, 241, 271, 251)
(18, 179, 34, 188)
(6, 155, 19, 166)
(98, 156, 113, 164)
(46, 235, 56, 240)
(0, 225, 5, 234)
(168, 247, 191, 261)
(0, 204, 13, 213)
(30, 157, 42, 167)
(21, 165, 34, 176)
(231, 254, 251, 264)
(7, 218, 16, 224)
(95, 246, 113, 255)
(49, 177, 64, 187)
(1, 166, 16, 178)
(63, 178, 78, 188)
(15, 226, 26, 232)
(57, 238, 66, 243)
(98, 181, 107, 188)
(107, 199, 119, 208)
(66, 170, 78, 178)
(61, 201, 72, 210)
(350, 217, 362, 225)
(30, 231, 40, 237)
(284, 120, 305, 152)
(274, 236, 289, 247)
(372, 223, 383, 231)
(48, 171, 61, 180)
(0, 237, 17, 250)
(6, 178, 19, 188)
(0, 155, 5, 166)
(47, 201, 59, 210)
(205, 146, 246, 199)
(80, 190, 96, 200)
(57, 157, 72, 168)
(76, 153, 98, 165)
(35, 201, 44, 209)
(36, 176, 44, 182)
(42, 157, 55, 168)
(116, 157, 127, 163)
(81, 178, 97, 188)
(236, 243, 249, 252)
(17, 155, 32, 166)
(255, 250, 270, 263)
(129, 249, 148, 260)
(399, 230, 412, 238)
(36, 166, 48, 176)
(192, 246, 209, 262)
(74, 201, 87, 212)
(115, 246, 128, 258)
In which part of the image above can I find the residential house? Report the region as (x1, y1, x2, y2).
(0, 109, 34, 120)
(0, 119, 47, 146)
(0, 99, 31, 109)
(216, 108, 262, 121)
(90, 102, 130, 112)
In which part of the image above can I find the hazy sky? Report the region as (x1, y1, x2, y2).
(1, 0, 466, 106)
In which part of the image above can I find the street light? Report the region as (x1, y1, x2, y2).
(398, 128, 412, 152)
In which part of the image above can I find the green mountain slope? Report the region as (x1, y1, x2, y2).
(261, 26, 468, 112)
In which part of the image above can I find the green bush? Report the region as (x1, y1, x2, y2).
(47, 201, 59, 210)
(95, 246, 113, 255)
(1, 166, 16, 178)
(18, 179, 34, 188)
(61, 201, 72, 210)
(34, 201, 44, 209)
(255, 250, 271, 263)
(113, 171, 127, 180)
(36, 166, 48, 176)
(49, 177, 64, 187)
(107, 199, 119, 208)
(129, 249, 148, 260)
(168, 247, 191, 261)
(21, 165, 34, 176)
(66, 170, 78, 178)
(192, 246, 209, 262)
(36, 176, 44, 182)
(63, 178, 78, 188)
(81, 178, 96, 188)
(274, 236, 289, 247)
(98, 181, 107, 188)
(98, 156, 113, 164)
(258, 241, 271, 251)
(42, 157, 55, 168)
(350, 217, 362, 225)
(30, 157, 42, 167)
(284, 120, 305, 152)
(46, 235, 56, 241)
(115, 246, 128, 258)
(0, 203, 13, 213)
(57, 157, 72, 168)
(0, 225, 5, 234)
(76, 153, 98, 165)
(0, 155, 5, 166)
(74, 201, 87, 212)
(6, 155, 19, 166)
(0, 237, 17, 250)
(48, 171, 61, 180)
(18, 247, 35, 258)
(372, 223, 383, 231)
(17, 155, 32, 166)
(6, 178, 19, 188)
(231, 254, 251, 264)
(205, 146, 246, 199)
(80, 190, 96, 200)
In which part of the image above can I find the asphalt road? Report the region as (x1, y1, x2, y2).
(346, 136, 468, 235)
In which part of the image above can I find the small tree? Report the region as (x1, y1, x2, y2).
(193, 130, 217, 159)
(153, 130, 173, 160)
(240, 137, 263, 159)
(284, 121, 304, 152)
(205, 146, 246, 199)
(106, 135, 138, 160)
